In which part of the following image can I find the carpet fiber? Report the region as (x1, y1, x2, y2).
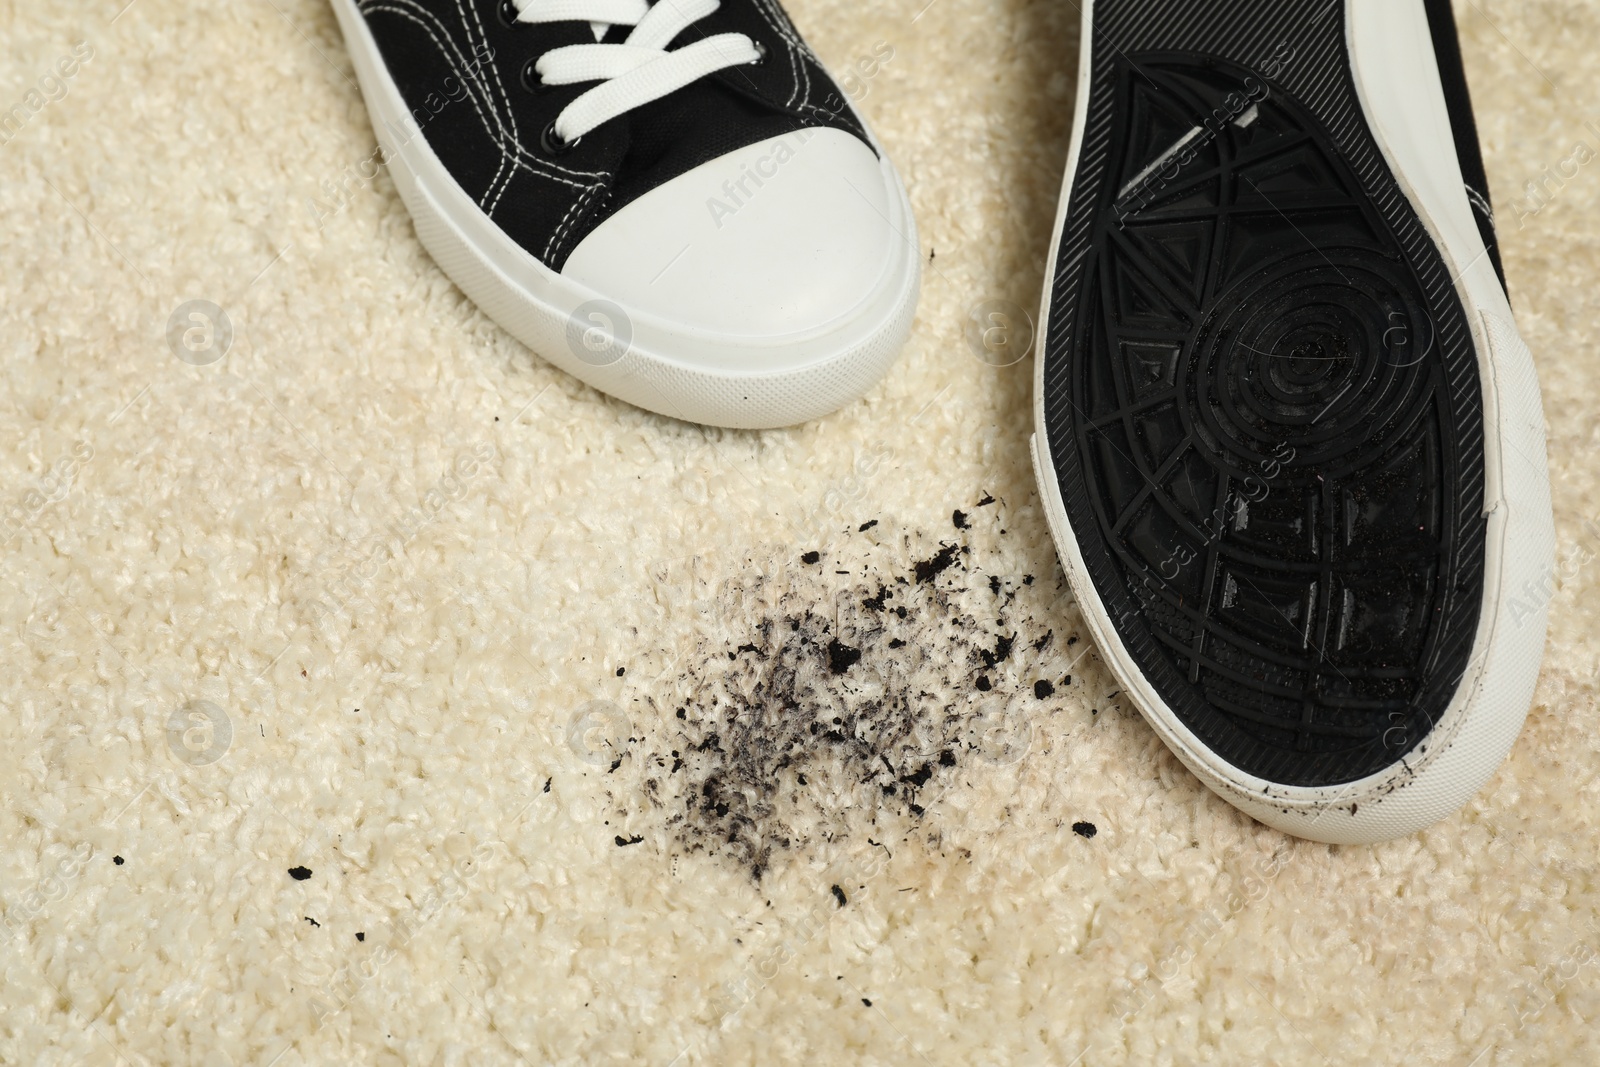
(2, 1, 1598, 1064)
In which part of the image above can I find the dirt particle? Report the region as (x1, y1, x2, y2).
(862, 998, 873, 1007)
(356, 932, 365, 941)
(615, 835, 644, 847)
(979, 633, 1016, 668)
(859, 520, 879, 531)
(288, 866, 312, 881)
(113, 856, 124, 866)
(827, 639, 862, 675)
(801, 551, 821, 564)
(1072, 821, 1098, 839)
(304, 916, 320, 927)
(913, 543, 960, 583)
(952, 510, 968, 529)
(975, 676, 992, 692)
(832, 885, 848, 907)
(1034, 679, 1056, 699)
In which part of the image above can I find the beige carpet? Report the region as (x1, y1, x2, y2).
(2, 0, 1598, 1063)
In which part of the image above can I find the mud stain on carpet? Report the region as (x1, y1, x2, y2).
(608, 500, 1093, 880)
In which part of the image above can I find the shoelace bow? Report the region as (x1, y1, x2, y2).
(512, 0, 764, 147)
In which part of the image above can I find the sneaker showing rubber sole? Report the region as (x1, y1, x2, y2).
(1031, 0, 1554, 843)
(329, 0, 921, 429)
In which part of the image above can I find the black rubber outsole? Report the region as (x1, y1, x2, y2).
(1039, 0, 1489, 788)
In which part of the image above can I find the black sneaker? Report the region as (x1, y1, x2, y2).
(1032, 0, 1554, 842)
(329, 0, 920, 429)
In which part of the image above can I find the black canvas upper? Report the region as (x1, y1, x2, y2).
(355, 0, 870, 269)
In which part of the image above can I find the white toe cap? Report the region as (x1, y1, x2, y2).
(561, 128, 895, 342)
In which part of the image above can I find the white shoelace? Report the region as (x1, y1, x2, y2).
(513, 0, 763, 146)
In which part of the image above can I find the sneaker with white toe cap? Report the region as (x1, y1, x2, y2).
(330, 0, 920, 428)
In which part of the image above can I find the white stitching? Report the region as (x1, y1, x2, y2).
(745, 0, 806, 108)
(742, 0, 806, 108)
(358, 0, 839, 262)
(360, 0, 622, 263)
(363, 1, 509, 146)
(544, 181, 604, 263)
(1465, 184, 1496, 226)
(362, 1, 602, 187)
(453, 0, 519, 214)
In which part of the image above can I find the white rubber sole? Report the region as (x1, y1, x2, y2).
(330, 0, 922, 430)
(1030, 0, 1555, 844)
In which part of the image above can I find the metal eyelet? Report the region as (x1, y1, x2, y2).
(750, 41, 768, 66)
(498, 0, 521, 28)
(521, 57, 546, 92)
(541, 121, 579, 155)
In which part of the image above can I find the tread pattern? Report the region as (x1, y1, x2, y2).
(1041, 3, 1488, 787)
